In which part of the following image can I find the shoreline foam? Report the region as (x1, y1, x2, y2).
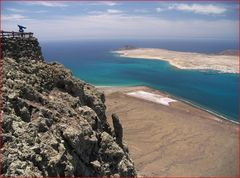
(170, 93, 239, 125)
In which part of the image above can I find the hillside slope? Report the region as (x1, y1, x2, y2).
(1, 37, 136, 176)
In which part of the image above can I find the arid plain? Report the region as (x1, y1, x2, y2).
(99, 86, 238, 176)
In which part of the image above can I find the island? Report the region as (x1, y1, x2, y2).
(114, 48, 238, 73)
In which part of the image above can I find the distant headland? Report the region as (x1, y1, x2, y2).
(115, 47, 238, 74)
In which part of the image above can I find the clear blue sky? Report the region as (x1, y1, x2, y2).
(2, 1, 238, 41)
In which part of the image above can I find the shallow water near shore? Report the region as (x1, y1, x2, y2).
(41, 39, 238, 122)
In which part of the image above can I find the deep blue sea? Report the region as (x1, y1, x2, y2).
(40, 39, 239, 122)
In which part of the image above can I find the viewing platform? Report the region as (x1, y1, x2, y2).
(0, 31, 33, 38)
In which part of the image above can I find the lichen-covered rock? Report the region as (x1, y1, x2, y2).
(2, 38, 136, 176)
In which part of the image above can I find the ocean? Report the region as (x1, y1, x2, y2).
(40, 39, 238, 122)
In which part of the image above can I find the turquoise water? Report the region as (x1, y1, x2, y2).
(41, 39, 238, 122)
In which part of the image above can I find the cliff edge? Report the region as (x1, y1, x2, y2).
(1, 37, 136, 176)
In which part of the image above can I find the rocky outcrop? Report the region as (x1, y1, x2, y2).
(112, 114, 123, 148)
(1, 37, 136, 176)
(218, 49, 238, 56)
(118, 45, 137, 51)
(1, 37, 44, 61)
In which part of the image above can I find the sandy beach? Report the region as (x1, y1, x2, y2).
(115, 48, 238, 73)
(98, 86, 239, 176)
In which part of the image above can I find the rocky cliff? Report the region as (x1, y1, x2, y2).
(1, 37, 136, 176)
(2, 37, 44, 61)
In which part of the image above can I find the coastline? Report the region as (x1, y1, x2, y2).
(96, 85, 238, 124)
(157, 89, 239, 125)
(99, 84, 238, 176)
(169, 93, 239, 125)
(114, 48, 238, 74)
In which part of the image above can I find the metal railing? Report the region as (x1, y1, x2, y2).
(0, 31, 33, 38)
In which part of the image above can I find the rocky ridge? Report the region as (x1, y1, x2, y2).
(218, 49, 238, 56)
(1, 37, 136, 176)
